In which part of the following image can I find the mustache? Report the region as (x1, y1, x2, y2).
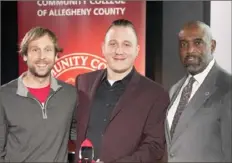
(184, 54, 202, 62)
(35, 59, 48, 64)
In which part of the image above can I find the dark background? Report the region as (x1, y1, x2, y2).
(1, 1, 210, 90)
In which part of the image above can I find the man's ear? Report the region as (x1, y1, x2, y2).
(136, 45, 140, 58)
(23, 55, 27, 62)
(55, 54, 59, 61)
(101, 42, 105, 57)
(211, 39, 216, 54)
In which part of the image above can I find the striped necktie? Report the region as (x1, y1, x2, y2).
(170, 77, 195, 139)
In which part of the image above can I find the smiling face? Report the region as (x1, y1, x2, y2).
(178, 23, 216, 75)
(23, 34, 57, 78)
(102, 26, 140, 74)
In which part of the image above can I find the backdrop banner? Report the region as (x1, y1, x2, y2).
(17, 1, 146, 85)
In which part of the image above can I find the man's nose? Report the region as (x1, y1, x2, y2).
(187, 44, 195, 54)
(38, 50, 46, 59)
(115, 47, 123, 55)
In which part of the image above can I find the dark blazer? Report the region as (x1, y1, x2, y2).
(75, 69, 170, 162)
(165, 63, 232, 162)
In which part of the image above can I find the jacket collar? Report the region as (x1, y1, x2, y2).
(16, 72, 62, 97)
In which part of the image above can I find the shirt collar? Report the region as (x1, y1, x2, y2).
(188, 58, 215, 84)
(17, 72, 62, 97)
(101, 67, 135, 86)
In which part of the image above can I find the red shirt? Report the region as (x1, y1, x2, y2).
(27, 85, 50, 103)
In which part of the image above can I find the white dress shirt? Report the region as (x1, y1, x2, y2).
(167, 59, 215, 129)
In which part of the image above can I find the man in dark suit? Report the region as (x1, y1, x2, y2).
(165, 21, 231, 162)
(75, 19, 170, 162)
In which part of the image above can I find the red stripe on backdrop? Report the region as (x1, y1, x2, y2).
(18, 1, 146, 85)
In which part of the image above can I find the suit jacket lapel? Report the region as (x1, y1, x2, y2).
(165, 76, 187, 145)
(168, 76, 188, 112)
(89, 70, 105, 100)
(171, 64, 219, 144)
(109, 70, 140, 122)
(81, 70, 105, 135)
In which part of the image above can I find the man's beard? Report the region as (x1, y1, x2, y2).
(184, 54, 208, 75)
(29, 66, 52, 78)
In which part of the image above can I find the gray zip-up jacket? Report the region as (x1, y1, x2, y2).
(0, 74, 77, 162)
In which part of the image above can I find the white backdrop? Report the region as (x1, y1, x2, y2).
(210, 1, 231, 74)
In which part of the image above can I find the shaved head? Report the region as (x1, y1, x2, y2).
(179, 21, 213, 43)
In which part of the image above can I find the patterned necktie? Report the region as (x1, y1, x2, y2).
(170, 76, 195, 139)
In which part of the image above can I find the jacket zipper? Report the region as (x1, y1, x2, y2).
(30, 88, 61, 119)
(41, 94, 54, 119)
(32, 98, 48, 119)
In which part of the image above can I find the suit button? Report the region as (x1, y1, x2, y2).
(170, 153, 175, 157)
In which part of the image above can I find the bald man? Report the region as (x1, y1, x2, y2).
(165, 21, 231, 162)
